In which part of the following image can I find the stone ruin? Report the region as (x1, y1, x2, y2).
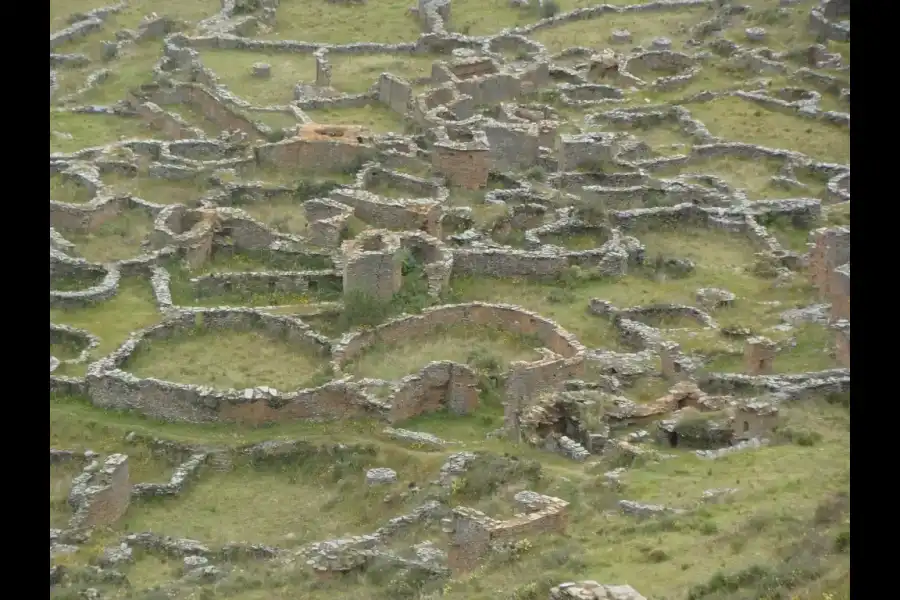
(516, 380, 787, 461)
(551, 581, 647, 600)
(444, 491, 569, 575)
(51, 0, 850, 596)
(67, 454, 131, 530)
(341, 229, 404, 302)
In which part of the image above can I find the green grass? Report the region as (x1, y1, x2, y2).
(124, 328, 331, 391)
(448, 0, 644, 37)
(166, 264, 342, 308)
(199, 50, 317, 106)
(119, 453, 442, 546)
(49, 4, 851, 600)
(530, 7, 708, 54)
(47, 385, 849, 600)
(762, 215, 814, 253)
(597, 120, 694, 155)
(304, 104, 407, 134)
(448, 227, 819, 350)
(52, 0, 221, 60)
(345, 324, 543, 380)
(823, 203, 850, 228)
(161, 102, 225, 137)
(50, 112, 161, 154)
(246, 110, 301, 131)
(50, 460, 83, 528)
(328, 53, 439, 94)
(261, 0, 421, 44)
(701, 323, 841, 374)
(687, 97, 851, 165)
(102, 171, 210, 205)
(50, 173, 94, 204)
(446, 276, 627, 350)
(240, 198, 309, 235)
(51, 338, 87, 361)
(183, 247, 332, 275)
(726, 0, 824, 54)
(50, 0, 110, 32)
(77, 42, 164, 106)
(51, 276, 163, 363)
(654, 155, 819, 200)
(540, 231, 610, 251)
(62, 208, 156, 263)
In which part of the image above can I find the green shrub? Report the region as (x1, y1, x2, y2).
(777, 426, 823, 447)
(834, 528, 850, 553)
(540, 0, 561, 18)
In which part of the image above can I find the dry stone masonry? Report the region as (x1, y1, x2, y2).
(50, 0, 849, 597)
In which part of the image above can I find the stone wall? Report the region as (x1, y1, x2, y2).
(744, 337, 777, 375)
(504, 355, 587, 427)
(430, 127, 491, 189)
(50, 252, 121, 308)
(550, 582, 647, 600)
(68, 454, 131, 529)
(558, 132, 622, 171)
(446, 493, 569, 574)
(732, 402, 779, 442)
(150, 83, 264, 141)
(256, 129, 375, 172)
(809, 227, 850, 300)
(85, 308, 378, 423)
(377, 73, 413, 116)
(79, 306, 500, 425)
(341, 230, 404, 302)
(135, 101, 202, 139)
(387, 361, 479, 423)
(833, 320, 849, 369)
(829, 263, 850, 321)
(332, 302, 585, 371)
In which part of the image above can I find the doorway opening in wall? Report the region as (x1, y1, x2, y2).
(743, 421, 750, 432)
(676, 398, 687, 409)
(759, 359, 766, 370)
(307, 280, 318, 293)
(668, 431, 679, 448)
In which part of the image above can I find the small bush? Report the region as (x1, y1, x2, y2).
(834, 528, 850, 553)
(546, 288, 576, 304)
(294, 179, 341, 201)
(645, 548, 671, 563)
(455, 453, 543, 499)
(540, 0, 561, 19)
(777, 426, 823, 447)
(825, 390, 850, 408)
(265, 129, 286, 143)
(525, 166, 546, 181)
(233, 0, 261, 15)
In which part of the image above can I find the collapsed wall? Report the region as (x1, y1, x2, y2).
(445, 492, 569, 574)
(68, 454, 131, 529)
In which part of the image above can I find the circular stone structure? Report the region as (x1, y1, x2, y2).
(621, 51, 699, 91)
(85, 308, 338, 424)
(332, 302, 585, 374)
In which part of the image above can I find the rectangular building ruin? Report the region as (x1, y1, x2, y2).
(430, 127, 491, 189)
(744, 336, 777, 375)
(445, 493, 569, 574)
(829, 263, 850, 321)
(809, 227, 850, 300)
(68, 454, 131, 529)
